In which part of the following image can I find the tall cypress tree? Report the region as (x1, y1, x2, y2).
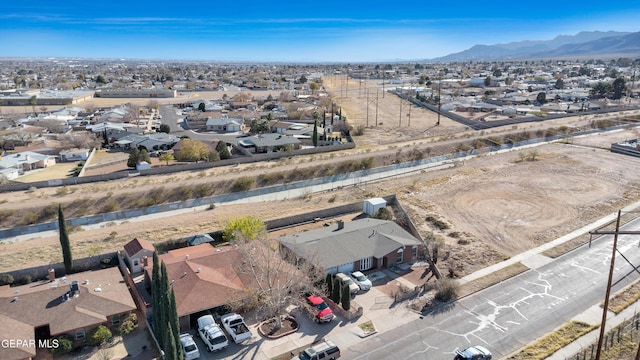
(312, 122, 318, 147)
(341, 284, 351, 311)
(57, 205, 73, 274)
(325, 273, 333, 297)
(151, 252, 161, 340)
(169, 288, 183, 360)
(159, 262, 169, 349)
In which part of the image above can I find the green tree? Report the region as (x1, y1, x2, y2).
(484, 76, 492, 87)
(28, 95, 37, 114)
(140, 148, 151, 163)
(58, 205, 73, 274)
(198, 102, 206, 112)
(95, 75, 107, 84)
(536, 92, 547, 104)
(341, 284, 351, 311)
(159, 152, 174, 165)
(86, 325, 112, 346)
(101, 129, 109, 147)
(164, 324, 179, 360)
(613, 77, 626, 100)
(223, 215, 266, 241)
(169, 289, 183, 360)
(554, 78, 564, 90)
(250, 119, 270, 134)
(312, 121, 318, 147)
(151, 253, 162, 341)
(175, 139, 209, 163)
(216, 141, 231, 160)
(49, 335, 74, 355)
(330, 277, 341, 303)
(158, 123, 171, 133)
(309, 82, 319, 93)
(325, 273, 333, 296)
(127, 148, 141, 168)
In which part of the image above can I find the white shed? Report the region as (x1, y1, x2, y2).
(363, 198, 387, 215)
(136, 161, 151, 171)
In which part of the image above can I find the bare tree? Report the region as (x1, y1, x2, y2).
(57, 132, 101, 150)
(36, 119, 68, 134)
(227, 218, 325, 331)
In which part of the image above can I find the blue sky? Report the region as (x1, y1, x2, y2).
(1, 1, 638, 62)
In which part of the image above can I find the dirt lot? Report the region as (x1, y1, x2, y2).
(3, 83, 640, 279)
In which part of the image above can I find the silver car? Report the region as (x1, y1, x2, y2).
(350, 271, 372, 291)
(180, 333, 200, 360)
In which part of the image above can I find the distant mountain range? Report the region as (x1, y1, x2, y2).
(433, 31, 640, 61)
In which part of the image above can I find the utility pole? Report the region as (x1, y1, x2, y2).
(437, 71, 442, 126)
(595, 210, 622, 360)
(366, 88, 369, 127)
(399, 95, 402, 127)
(408, 101, 411, 127)
(375, 89, 379, 126)
(345, 72, 349, 98)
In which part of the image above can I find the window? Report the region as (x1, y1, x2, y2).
(412, 246, 418, 260)
(133, 259, 139, 266)
(111, 314, 121, 326)
(76, 329, 85, 340)
(360, 257, 372, 271)
(396, 249, 404, 264)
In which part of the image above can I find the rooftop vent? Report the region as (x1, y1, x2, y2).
(337, 220, 345, 230)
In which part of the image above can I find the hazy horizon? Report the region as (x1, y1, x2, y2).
(1, 1, 639, 62)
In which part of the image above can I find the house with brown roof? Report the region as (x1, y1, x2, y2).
(0, 267, 137, 360)
(143, 244, 259, 331)
(123, 237, 155, 274)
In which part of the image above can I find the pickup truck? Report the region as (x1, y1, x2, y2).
(300, 293, 335, 323)
(197, 315, 228, 352)
(220, 312, 251, 343)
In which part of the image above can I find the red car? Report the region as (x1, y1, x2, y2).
(302, 293, 335, 323)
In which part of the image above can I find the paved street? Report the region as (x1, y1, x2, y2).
(344, 215, 640, 359)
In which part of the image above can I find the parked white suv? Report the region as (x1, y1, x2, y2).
(336, 272, 360, 294)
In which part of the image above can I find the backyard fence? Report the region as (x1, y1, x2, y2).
(568, 312, 640, 360)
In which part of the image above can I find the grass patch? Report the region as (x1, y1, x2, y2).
(507, 321, 596, 360)
(359, 321, 376, 335)
(607, 279, 640, 314)
(542, 234, 589, 258)
(459, 262, 529, 298)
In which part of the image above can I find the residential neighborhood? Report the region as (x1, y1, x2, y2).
(1, 54, 640, 360)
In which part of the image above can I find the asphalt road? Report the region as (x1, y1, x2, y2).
(344, 219, 640, 360)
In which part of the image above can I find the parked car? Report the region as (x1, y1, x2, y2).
(350, 271, 372, 291)
(179, 333, 200, 360)
(220, 312, 251, 343)
(197, 315, 228, 352)
(300, 293, 335, 323)
(335, 272, 360, 294)
(454, 345, 492, 360)
(291, 339, 340, 360)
